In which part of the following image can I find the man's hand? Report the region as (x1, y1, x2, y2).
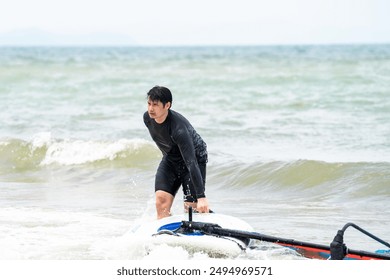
(196, 197, 209, 213)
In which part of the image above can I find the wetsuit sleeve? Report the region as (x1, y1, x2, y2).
(173, 128, 206, 199)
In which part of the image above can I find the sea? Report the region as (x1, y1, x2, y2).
(1, 45, 389, 260)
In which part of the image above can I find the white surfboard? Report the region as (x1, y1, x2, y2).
(131, 213, 254, 257)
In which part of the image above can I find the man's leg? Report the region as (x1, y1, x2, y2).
(155, 190, 174, 219)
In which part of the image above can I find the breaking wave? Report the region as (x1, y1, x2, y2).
(0, 133, 160, 173)
(2, 133, 389, 199)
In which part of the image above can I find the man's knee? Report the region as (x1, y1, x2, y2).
(155, 191, 174, 219)
(156, 191, 172, 205)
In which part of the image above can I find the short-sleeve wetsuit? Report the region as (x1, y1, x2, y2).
(143, 109, 208, 202)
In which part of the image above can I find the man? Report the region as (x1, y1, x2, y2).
(143, 86, 210, 219)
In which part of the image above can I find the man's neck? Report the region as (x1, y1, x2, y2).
(154, 110, 169, 124)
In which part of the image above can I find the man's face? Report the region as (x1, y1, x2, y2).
(147, 97, 170, 123)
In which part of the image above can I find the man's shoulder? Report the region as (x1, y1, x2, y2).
(169, 110, 189, 125)
(170, 110, 195, 141)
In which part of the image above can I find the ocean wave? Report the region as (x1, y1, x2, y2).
(208, 159, 390, 198)
(2, 133, 389, 199)
(0, 133, 160, 172)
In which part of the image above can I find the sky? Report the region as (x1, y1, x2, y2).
(0, 0, 389, 46)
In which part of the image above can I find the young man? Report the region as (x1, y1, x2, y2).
(143, 86, 210, 219)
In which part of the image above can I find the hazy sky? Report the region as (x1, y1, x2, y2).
(0, 0, 389, 45)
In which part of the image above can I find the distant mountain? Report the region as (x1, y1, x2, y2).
(0, 29, 137, 46)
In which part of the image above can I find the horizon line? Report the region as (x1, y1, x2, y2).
(1, 42, 390, 48)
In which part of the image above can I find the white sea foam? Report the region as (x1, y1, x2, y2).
(31, 132, 53, 150)
(0, 207, 131, 260)
(39, 138, 154, 166)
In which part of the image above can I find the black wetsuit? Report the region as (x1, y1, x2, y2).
(143, 109, 208, 202)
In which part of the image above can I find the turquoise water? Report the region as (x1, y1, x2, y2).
(0, 45, 389, 259)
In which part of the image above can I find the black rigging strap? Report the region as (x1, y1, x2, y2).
(180, 209, 390, 260)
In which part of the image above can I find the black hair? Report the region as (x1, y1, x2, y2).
(147, 86, 173, 108)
